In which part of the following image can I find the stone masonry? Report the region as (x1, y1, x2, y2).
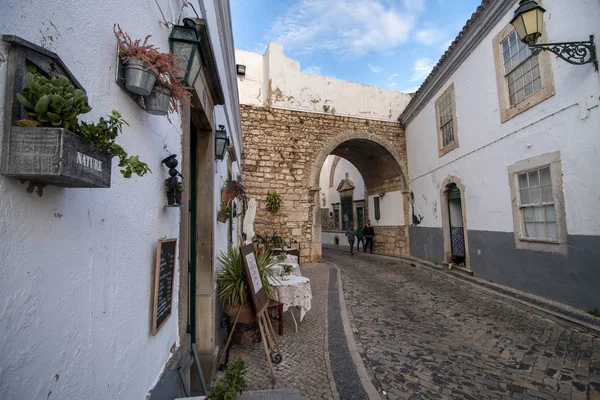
(241, 104, 409, 262)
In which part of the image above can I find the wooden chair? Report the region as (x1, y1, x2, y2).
(267, 299, 284, 336)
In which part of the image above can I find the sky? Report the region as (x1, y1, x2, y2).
(230, 0, 483, 93)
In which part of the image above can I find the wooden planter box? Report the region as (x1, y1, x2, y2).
(2, 126, 112, 188)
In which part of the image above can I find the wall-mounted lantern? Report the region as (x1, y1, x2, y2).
(236, 64, 246, 76)
(169, 18, 203, 87)
(510, 0, 597, 71)
(215, 125, 230, 161)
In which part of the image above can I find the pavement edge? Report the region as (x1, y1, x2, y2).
(327, 261, 382, 400)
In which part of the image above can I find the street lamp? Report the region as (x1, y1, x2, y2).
(169, 18, 203, 86)
(510, 0, 597, 71)
(215, 125, 230, 161)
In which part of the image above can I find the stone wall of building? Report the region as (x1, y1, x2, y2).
(321, 208, 335, 231)
(372, 226, 409, 255)
(241, 104, 409, 262)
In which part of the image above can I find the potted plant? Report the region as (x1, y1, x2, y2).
(216, 245, 276, 324)
(207, 359, 247, 400)
(221, 180, 245, 203)
(266, 191, 282, 214)
(14, 70, 150, 186)
(114, 24, 159, 96)
(282, 264, 294, 281)
(114, 25, 191, 117)
(217, 200, 232, 223)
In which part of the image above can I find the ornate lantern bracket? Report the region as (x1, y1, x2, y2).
(529, 35, 598, 71)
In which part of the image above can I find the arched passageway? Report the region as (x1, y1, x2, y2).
(241, 105, 410, 262)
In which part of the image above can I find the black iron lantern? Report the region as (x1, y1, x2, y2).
(215, 125, 230, 161)
(169, 19, 203, 87)
(510, 0, 597, 71)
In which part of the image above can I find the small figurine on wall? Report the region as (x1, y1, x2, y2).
(162, 154, 183, 206)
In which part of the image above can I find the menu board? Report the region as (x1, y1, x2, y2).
(240, 244, 268, 315)
(152, 239, 177, 336)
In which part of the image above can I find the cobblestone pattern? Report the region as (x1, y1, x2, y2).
(323, 249, 600, 400)
(241, 104, 407, 263)
(227, 264, 339, 400)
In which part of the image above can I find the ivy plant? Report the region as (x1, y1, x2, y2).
(77, 111, 151, 178)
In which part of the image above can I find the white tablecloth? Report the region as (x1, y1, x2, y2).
(268, 276, 312, 321)
(270, 262, 301, 277)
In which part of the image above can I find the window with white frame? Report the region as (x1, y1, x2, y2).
(508, 151, 567, 254)
(434, 84, 459, 156)
(502, 30, 542, 106)
(517, 166, 556, 239)
(493, 24, 554, 123)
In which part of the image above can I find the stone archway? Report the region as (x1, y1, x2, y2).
(241, 105, 410, 262)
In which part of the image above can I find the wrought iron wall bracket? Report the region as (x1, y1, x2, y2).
(530, 35, 598, 72)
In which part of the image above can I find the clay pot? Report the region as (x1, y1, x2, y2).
(224, 303, 256, 324)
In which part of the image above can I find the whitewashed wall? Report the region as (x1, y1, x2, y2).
(236, 44, 412, 120)
(0, 0, 236, 398)
(368, 191, 405, 226)
(406, 0, 600, 236)
(318, 156, 366, 210)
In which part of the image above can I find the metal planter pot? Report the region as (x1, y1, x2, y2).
(124, 59, 158, 96)
(144, 85, 171, 116)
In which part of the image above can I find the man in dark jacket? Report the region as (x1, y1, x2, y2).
(345, 225, 356, 255)
(363, 220, 374, 253)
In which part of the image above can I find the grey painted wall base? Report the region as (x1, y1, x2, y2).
(409, 226, 600, 310)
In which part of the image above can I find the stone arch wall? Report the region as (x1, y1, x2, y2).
(328, 156, 341, 188)
(241, 104, 409, 262)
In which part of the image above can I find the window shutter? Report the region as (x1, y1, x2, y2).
(374, 197, 380, 221)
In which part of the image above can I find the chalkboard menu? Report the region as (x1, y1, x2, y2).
(152, 238, 177, 336)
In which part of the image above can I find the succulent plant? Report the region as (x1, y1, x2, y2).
(17, 71, 92, 129)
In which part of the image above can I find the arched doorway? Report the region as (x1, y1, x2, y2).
(441, 176, 470, 270)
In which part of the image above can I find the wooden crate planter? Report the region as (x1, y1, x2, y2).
(1, 35, 112, 188)
(4, 126, 111, 188)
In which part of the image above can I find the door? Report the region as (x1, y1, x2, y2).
(447, 184, 465, 264)
(341, 196, 353, 231)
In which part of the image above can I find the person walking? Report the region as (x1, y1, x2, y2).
(345, 225, 356, 255)
(356, 224, 365, 253)
(364, 220, 374, 253)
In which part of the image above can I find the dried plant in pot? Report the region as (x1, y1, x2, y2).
(144, 51, 190, 116)
(114, 24, 159, 96)
(217, 200, 231, 223)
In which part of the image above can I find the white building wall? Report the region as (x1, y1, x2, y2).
(236, 44, 412, 120)
(406, 0, 600, 236)
(0, 0, 242, 398)
(368, 191, 405, 226)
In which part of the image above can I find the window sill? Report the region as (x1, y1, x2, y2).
(519, 237, 560, 245)
(439, 141, 459, 157)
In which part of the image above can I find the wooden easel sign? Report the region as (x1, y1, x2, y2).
(152, 238, 177, 336)
(219, 244, 282, 383)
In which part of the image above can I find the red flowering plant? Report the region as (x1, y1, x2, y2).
(114, 24, 191, 115)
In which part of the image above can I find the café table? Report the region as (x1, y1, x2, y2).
(268, 275, 312, 332)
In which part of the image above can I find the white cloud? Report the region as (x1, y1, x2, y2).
(261, 0, 417, 57)
(304, 65, 322, 74)
(414, 28, 444, 45)
(388, 73, 399, 80)
(388, 82, 398, 88)
(402, 0, 425, 12)
(410, 57, 434, 82)
(368, 64, 383, 73)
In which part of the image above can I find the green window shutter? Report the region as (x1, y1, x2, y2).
(374, 197, 380, 221)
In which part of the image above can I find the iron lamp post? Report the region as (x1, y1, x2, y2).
(169, 18, 203, 87)
(510, 0, 597, 71)
(215, 125, 230, 161)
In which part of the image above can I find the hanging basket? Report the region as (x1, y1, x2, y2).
(124, 59, 158, 96)
(144, 85, 170, 116)
(217, 210, 230, 223)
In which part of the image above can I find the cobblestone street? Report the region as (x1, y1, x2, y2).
(324, 248, 600, 400)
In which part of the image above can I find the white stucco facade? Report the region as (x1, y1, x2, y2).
(405, 0, 600, 235)
(403, 0, 600, 309)
(236, 43, 412, 121)
(319, 155, 366, 209)
(0, 0, 242, 398)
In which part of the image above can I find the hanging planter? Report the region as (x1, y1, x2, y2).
(124, 59, 158, 96)
(217, 200, 231, 223)
(144, 85, 171, 116)
(266, 191, 282, 214)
